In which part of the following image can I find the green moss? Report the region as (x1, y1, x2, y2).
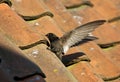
(67, 5, 87, 11)
(67, 64, 77, 70)
(102, 46, 114, 51)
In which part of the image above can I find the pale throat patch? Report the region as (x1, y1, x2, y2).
(63, 45, 69, 54)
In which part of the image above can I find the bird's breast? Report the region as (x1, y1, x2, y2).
(63, 45, 69, 54)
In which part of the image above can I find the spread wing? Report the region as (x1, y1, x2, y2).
(60, 20, 106, 51)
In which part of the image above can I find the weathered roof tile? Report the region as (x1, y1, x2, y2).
(110, 0, 120, 9)
(61, 0, 93, 8)
(27, 16, 63, 37)
(79, 41, 120, 80)
(93, 23, 120, 45)
(11, 0, 50, 16)
(69, 62, 104, 82)
(0, 30, 45, 81)
(104, 45, 120, 69)
(0, 3, 45, 47)
(43, 0, 80, 32)
(23, 44, 78, 82)
(68, 5, 120, 45)
(0, 0, 120, 81)
(91, 0, 120, 19)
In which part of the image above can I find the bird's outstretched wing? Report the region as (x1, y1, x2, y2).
(60, 20, 106, 52)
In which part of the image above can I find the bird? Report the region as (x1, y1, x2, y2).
(46, 20, 106, 60)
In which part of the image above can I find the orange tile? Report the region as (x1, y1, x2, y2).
(27, 16, 63, 37)
(114, 21, 120, 32)
(0, 0, 119, 82)
(23, 44, 78, 82)
(103, 45, 120, 69)
(62, 47, 89, 65)
(68, 6, 104, 23)
(0, 3, 44, 46)
(69, 62, 104, 82)
(66, 47, 82, 55)
(91, 0, 120, 19)
(68, 6, 120, 45)
(43, 0, 80, 32)
(11, 0, 50, 16)
(60, 0, 86, 7)
(93, 23, 120, 45)
(110, 0, 120, 9)
(0, 4, 78, 81)
(27, 15, 95, 63)
(43, 0, 120, 79)
(108, 21, 120, 33)
(79, 41, 120, 79)
(0, 31, 46, 81)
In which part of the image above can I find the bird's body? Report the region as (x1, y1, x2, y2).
(46, 20, 106, 60)
(50, 40, 63, 60)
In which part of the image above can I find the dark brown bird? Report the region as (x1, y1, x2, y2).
(46, 20, 106, 60)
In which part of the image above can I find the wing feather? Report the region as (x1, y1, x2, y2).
(60, 20, 106, 48)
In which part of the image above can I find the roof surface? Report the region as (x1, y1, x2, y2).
(0, 0, 120, 82)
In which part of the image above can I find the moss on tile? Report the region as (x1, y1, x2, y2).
(102, 46, 114, 51)
(67, 63, 77, 70)
(67, 5, 87, 11)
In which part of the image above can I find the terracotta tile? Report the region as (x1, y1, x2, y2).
(11, 0, 50, 16)
(25, 1, 85, 63)
(64, 47, 84, 59)
(69, 62, 104, 82)
(110, 0, 120, 9)
(108, 21, 120, 34)
(62, 46, 91, 66)
(68, 6, 104, 23)
(0, 30, 46, 81)
(85, 0, 120, 35)
(68, 6, 120, 45)
(65, 47, 81, 55)
(79, 41, 120, 79)
(0, 3, 44, 46)
(0, 4, 77, 81)
(0, 0, 119, 82)
(43, 0, 80, 32)
(27, 16, 86, 65)
(60, 0, 89, 8)
(91, 0, 120, 19)
(93, 23, 120, 45)
(113, 21, 120, 32)
(27, 16, 63, 37)
(105, 78, 120, 82)
(26, 7, 92, 63)
(42, 0, 120, 79)
(23, 44, 78, 82)
(91, 0, 120, 34)
(103, 45, 120, 69)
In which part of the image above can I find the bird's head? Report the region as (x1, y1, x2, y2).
(46, 33, 59, 42)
